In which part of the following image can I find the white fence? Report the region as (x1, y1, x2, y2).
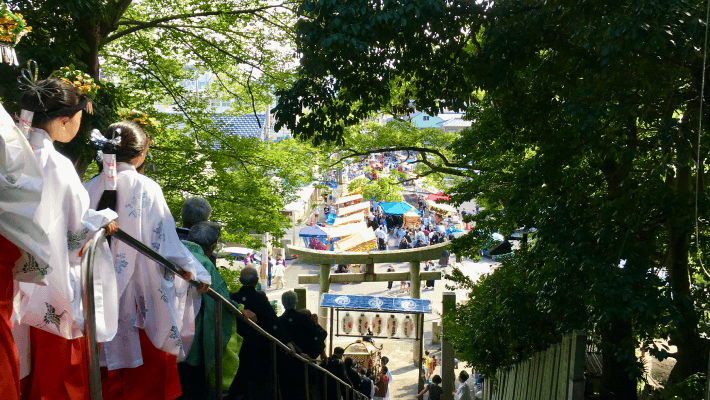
(483, 331, 586, 400)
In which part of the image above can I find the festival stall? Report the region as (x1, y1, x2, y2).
(379, 202, 413, 215)
(333, 212, 366, 227)
(379, 202, 416, 228)
(426, 200, 457, 218)
(327, 221, 369, 240)
(403, 211, 421, 229)
(333, 228, 377, 252)
(335, 194, 363, 207)
(299, 225, 330, 250)
(427, 193, 450, 202)
(337, 201, 370, 217)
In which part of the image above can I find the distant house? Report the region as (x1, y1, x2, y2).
(409, 111, 445, 128)
(408, 111, 470, 131)
(437, 117, 472, 133)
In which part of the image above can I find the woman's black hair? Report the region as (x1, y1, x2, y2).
(105, 120, 148, 162)
(18, 78, 86, 127)
(95, 120, 148, 216)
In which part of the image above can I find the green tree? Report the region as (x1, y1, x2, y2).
(348, 176, 403, 203)
(276, 0, 710, 397)
(1, 0, 321, 246)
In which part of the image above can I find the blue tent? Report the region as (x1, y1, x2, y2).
(299, 225, 329, 237)
(299, 225, 329, 248)
(379, 202, 413, 215)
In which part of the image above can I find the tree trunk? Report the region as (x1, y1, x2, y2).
(57, 19, 102, 179)
(600, 319, 637, 400)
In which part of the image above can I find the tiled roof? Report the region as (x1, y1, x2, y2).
(436, 112, 464, 121)
(439, 118, 472, 128)
(214, 114, 266, 139)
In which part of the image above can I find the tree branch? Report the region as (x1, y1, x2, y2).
(105, 4, 294, 43)
(332, 145, 476, 172)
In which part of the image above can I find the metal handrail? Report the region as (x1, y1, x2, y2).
(81, 227, 369, 400)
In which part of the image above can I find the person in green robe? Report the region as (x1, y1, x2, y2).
(178, 221, 256, 399)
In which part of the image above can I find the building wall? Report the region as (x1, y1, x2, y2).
(412, 113, 444, 128)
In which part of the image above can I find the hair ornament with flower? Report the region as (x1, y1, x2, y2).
(0, 5, 31, 66)
(51, 65, 100, 98)
(119, 110, 161, 138)
(0, 5, 31, 45)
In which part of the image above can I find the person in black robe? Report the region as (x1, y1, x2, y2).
(278, 291, 322, 400)
(227, 267, 297, 400)
(344, 357, 362, 397)
(322, 347, 353, 399)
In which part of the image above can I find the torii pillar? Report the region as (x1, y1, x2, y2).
(409, 260, 423, 365)
(318, 263, 331, 328)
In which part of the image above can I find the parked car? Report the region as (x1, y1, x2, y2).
(217, 246, 262, 265)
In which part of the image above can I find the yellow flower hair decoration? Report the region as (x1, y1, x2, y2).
(0, 8, 31, 45)
(0, 5, 31, 65)
(119, 110, 162, 137)
(54, 66, 100, 98)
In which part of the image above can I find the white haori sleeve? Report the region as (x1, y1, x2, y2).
(16, 129, 118, 342)
(0, 103, 50, 271)
(145, 184, 210, 360)
(91, 164, 209, 367)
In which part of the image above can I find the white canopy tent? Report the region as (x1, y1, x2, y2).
(336, 201, 371, 217)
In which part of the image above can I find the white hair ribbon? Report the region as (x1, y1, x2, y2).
(90, 128, 121, 150)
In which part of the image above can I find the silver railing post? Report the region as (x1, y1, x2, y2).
(271, 341, 278, 399)
(336, 376, 341, 399)
(322, 369, 327, 400)
(81, 230, 105, 400)
(214, 300, 223, 400)
(304, 359, 310, 399)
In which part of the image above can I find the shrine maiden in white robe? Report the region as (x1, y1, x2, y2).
(85, 162, 211, 370)
(14, 128, 119, 342)
(0, 105, 49, 268)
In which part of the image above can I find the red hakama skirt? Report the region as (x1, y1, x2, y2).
(100, 329, 181, 400)
(0, 234, 21, 400)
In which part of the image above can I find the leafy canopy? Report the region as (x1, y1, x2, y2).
(278, 0, 710, 393)
(2, 0, 322, 247)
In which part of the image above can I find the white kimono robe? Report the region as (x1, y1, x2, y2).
(0, 104, 49, 269)
(85, 162, 211, 370)
(14, 128, 119, 342)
